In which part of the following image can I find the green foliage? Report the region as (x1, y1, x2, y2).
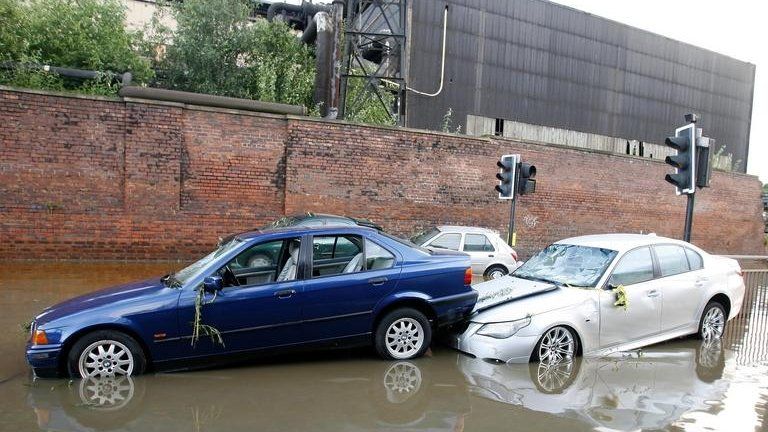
(0, 0, 151, 94)
(0, 0, 28, 61)
(26, 0, 151, 81)
(157, 0, 314, 107)
(762, 183, 767, 194)
(248, 20, 315, 107)
(440, 107, 461, 133)
(342, 73, 396, 126)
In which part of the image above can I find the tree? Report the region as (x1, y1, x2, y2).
(156, 0, 314, 108)
(0, 0, 28, 62)
(0, 0, 152, 93)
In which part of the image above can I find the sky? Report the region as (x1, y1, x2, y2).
(549, 0, 767, 184)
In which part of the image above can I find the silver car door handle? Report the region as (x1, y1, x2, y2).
(488, 254, 494, 257)
(646, 290, 660, 298)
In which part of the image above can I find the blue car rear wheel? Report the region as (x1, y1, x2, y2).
(375, 308, 432, 360)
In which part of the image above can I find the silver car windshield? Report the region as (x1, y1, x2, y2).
(514, 243, 618, 287)
(174, 238, 242, 285)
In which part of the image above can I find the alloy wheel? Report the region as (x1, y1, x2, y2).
(385, 318, 424, 359)
(78, 375, 135, 410)
(535, 359, 575, 392)
(488, 268, 506, 279)
(382, 361, 422, 403)
(538, 327, 575, 364)
(701, 306, 725, 340)
(78, 339, 135, 378)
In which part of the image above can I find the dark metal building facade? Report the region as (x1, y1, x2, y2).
(405, 0, 755, 170)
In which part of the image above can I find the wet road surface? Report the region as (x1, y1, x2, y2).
(1, 262, 767, 432)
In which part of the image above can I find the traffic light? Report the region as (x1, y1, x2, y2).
(696, 137, 712, 188)
(495, 154, 517, 199)
(517, 162, 536, 195)
(664, 123, 696, 194)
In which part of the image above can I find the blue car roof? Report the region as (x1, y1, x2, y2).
(235, 225, 379, 241)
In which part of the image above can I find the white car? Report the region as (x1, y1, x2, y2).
(411, 226, 521, 279)
(450, 234, 745, 363)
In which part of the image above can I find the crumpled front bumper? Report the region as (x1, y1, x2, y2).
(447, 322, 539, 364)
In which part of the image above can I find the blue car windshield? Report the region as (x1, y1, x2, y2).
(513, 243, 618, 287)
(174, 238, 243, 285)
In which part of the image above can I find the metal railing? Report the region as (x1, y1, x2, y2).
(722, 256, 768, 366)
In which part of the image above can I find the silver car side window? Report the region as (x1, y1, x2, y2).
(609, 247, 655, 286)
(684, 248, 703, 270)
(463, 234, 495, 252)
(429, 233, 461, 251)
(656, 245, 691, 277)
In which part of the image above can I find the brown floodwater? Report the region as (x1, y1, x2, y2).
(1, 262, 767, 432)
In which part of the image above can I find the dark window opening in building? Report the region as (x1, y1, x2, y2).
(494, 118, 504, 136)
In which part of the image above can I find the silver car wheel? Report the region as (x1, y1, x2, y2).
(535, 359, 575, 392)
(538, 326, 575, 364)
(701, 306, 725, 340)
(488, 268, 506, 279)
(78, 339, 135, 378)
(385, 318, 424, 359)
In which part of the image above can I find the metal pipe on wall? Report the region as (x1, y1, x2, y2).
(118, 86, 307, 115)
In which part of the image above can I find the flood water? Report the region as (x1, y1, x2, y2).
(1, 262, 767, 432)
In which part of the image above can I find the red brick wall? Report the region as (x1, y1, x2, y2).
(1, 87, 764, 260)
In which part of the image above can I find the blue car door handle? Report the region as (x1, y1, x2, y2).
(274, 289, 296, 299)
(368, 277, 388, 286)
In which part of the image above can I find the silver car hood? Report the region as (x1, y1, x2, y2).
(471, 276, 589, 324)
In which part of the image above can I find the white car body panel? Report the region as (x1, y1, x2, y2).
(449, 234, 746, 363)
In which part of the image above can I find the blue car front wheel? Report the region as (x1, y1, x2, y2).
(67, 330, 147, 378)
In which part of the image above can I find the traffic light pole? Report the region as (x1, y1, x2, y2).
(508, 191, 517, 247)
(683, 193, 695, 242)
(507, 168, 520, 246)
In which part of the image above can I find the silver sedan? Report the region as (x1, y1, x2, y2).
(449, 234, 745, 363)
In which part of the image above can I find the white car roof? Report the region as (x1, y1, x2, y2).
(436, 225, 501, 235)
(557, 233, 694, 253)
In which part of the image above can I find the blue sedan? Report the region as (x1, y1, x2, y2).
(26, 226, 477, 378)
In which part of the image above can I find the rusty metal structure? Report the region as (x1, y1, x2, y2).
(337, 0, 408, 125)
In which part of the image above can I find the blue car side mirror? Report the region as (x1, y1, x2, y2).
(203, 275, 224, 293)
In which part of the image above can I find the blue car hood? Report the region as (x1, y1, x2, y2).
(36, 278, 168, 326)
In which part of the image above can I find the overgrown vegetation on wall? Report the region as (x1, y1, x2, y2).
(0, 0, 152, 94)
(0, 0, 315, 108)
(150, 0, 315, 108)
(0, 0, 402, 124)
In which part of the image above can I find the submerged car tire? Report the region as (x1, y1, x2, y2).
(483, 265, 509, 281)
(66, 330, 147, 378)
(697, 301, 726, 341)
(374, 309, 432, 360)
(530, 326, 579, 364)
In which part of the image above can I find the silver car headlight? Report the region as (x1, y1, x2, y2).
(476, 316, 532, 339)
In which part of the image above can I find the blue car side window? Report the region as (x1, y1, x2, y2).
(365, 239, 395, 270)
(220, 238, 301, 287)
(311, 235, 364, 278)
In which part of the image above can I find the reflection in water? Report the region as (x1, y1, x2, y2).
(1, 262, 767, 432)
(460, 340, 728, 431)
(25, 358, 470, 432)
